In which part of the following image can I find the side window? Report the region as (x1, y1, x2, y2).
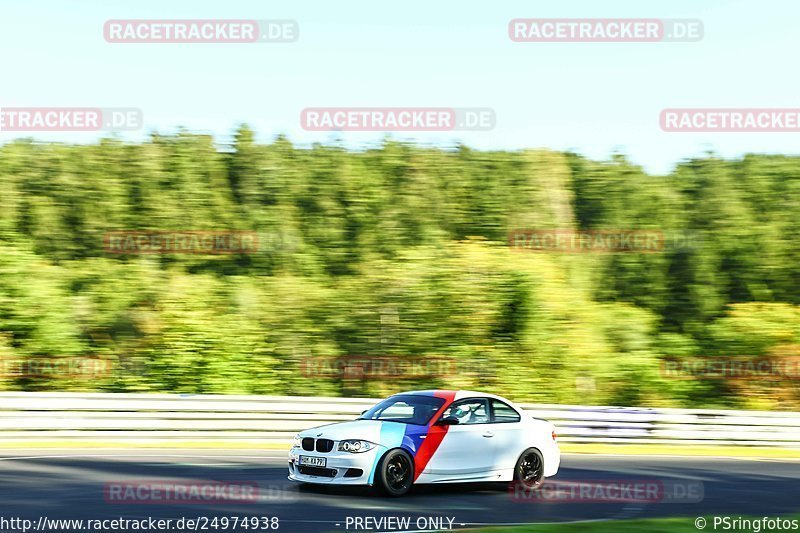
(441, 398, 490, 425)
(491, 400, 521, 423)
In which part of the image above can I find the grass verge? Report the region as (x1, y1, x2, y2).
(474, 516, 799, 532)
(559, 442, 800, 459)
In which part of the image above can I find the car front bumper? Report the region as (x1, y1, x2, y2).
(287, 445, 384, 485)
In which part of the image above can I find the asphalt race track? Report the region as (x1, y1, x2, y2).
(0, 450, 798, 532)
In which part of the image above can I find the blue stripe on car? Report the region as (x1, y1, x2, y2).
(367, 422, 407, 484)
(402, 423, 429, 455)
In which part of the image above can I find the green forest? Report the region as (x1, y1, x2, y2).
(1, 126, 799, 409)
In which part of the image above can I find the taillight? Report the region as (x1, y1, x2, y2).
(552, 430, 557, 441)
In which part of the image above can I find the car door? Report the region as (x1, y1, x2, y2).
(422, 397, 497, 480)
(484, 398, 525, 473)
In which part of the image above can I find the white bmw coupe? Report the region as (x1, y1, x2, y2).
(288, 390, 560, 496)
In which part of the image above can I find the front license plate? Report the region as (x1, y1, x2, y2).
(299, 455, 326, 467)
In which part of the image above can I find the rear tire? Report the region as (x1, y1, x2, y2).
(514, 447, 545, 489)
(375, 449, 414, 497)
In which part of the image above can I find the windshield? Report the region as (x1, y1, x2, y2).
(358, 394, 446, 426)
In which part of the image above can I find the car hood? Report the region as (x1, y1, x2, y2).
(298, 419, 406, 443)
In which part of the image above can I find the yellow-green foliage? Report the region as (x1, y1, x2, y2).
(2, 131, 800, 408)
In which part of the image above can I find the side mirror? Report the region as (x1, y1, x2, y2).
(437, 416, 460, 426)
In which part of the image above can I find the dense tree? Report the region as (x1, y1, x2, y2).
(1, 132, 799, 409)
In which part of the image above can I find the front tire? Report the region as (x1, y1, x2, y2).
(375, 449, 414, 497)
(514, 447, 545, 489)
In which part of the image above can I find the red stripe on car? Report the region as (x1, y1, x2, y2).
(412, 390, 457, 481)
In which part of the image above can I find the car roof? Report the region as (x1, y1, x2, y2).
(396, 390, 514, 402)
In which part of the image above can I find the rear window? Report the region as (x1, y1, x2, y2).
(491, 399, 521, 423)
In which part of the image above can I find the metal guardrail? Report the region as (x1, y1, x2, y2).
(1, 392, 799, 447)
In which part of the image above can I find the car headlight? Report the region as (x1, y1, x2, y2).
(337, 440, 375, 453)
(292, 435, 303, 448)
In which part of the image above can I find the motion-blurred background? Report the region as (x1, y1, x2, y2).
(1, 131, 799, 409)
